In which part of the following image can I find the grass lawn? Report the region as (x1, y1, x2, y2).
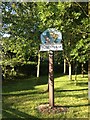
(2, 74, 88, 119)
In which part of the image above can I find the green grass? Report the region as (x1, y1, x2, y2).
(2, 74, 88, 119)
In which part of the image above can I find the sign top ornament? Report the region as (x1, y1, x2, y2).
(41, 28, 62, 44)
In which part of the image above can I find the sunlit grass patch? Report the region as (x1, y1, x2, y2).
(2, 74, 88, 119)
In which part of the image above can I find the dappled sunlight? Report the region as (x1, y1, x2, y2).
(3, 74, 88, 119)
(2, 1, 89, 119)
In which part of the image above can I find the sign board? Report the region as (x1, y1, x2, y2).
(40, 28, 63, 51)
(41, 28, 62, 44)
(40, 44, 63, 51)
(39, 28, 63, 107)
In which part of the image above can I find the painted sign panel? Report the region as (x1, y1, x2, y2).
(40, 28, 63, 51)
(41, 28, 62, 44)
(40, 44, 63, 51)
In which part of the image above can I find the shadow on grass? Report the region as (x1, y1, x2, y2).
(2, 107, 41, 120)
(81, 75, 88, 78)
(63, 103, 89, 108)
(55, 88, 88, 92)
(2, 90, 47, 96)
(55, 88, 88, 99)
(2, 74, 70, 94)
(76, 82, 88, 87)
(55, 92, 88, 99)
(2, 84, 88, 97)
(54, 73, 66, 79)
(2, 76, 48, 94)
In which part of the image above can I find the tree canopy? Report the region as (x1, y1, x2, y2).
(1, 2, 89, 78)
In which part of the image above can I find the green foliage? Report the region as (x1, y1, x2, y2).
(1, 2, 89, 78)
(2, 3, 40, 78)
(71, 38, 89, 63)
(63, 2, 89, 63)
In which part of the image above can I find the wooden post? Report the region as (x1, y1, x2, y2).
(49, 51, 54, 107)
(37, 51, 40, 77)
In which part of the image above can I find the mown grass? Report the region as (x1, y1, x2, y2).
(2, 74, 88, 119)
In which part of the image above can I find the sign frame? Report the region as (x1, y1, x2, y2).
(40, 43, 63, 51)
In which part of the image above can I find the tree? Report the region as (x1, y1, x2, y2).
(70, 3, 89, 77)
(1, 2, 41, 78)
(1, 2, 89, 79)
(62, 2, 89, 79)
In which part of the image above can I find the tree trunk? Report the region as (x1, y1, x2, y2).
(37, 52, 40, 77)
(69, 62, 72, 80)
(64, 59, 66, 74)
(74, 62, 78, 85)
(81, 63, 84, 78)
